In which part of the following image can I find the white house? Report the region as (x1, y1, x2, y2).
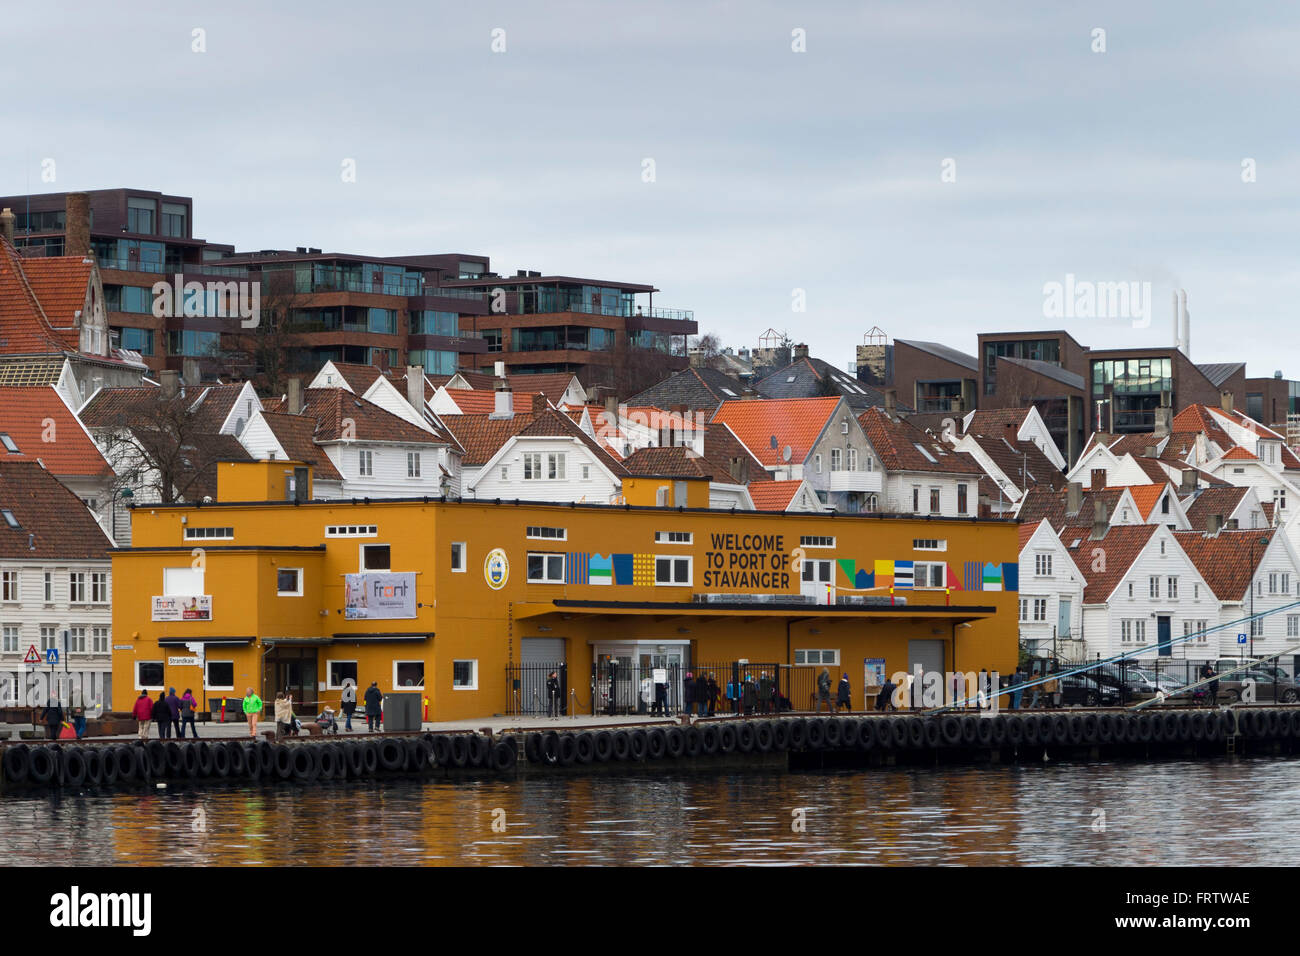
(1017, 518, 1085, 661)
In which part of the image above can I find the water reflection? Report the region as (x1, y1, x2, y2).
(3, 758, 1299, 866)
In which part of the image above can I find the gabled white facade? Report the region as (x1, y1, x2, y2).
(1203, 452, 1300, 524)
(1066, 442, 1153, 488)
(1017, 519, 1085, 660)
(320, 439, 460, 499)
(707, 482, 755, 510)
(963, 406, 1065, 470)
(1205, 532, 1300, 664)
(1074, 525, 1217, 663)
(209, 381, 263, 438)
(465, 435, 620, 504)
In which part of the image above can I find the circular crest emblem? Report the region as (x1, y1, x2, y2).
(484, 548, 509, 590)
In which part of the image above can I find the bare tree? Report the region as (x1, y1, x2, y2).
(92, 391, 235, 505)
(221, 269, 300, 396)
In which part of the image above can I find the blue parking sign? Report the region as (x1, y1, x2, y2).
(46, 648, 59, 663)
(1237, 633, 1248, 645)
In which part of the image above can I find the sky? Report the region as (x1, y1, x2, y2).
(4, 0, 1299, 375)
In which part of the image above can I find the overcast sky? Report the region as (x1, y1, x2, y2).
(5, 1, 1298, 375)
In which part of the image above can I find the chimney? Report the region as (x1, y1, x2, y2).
(1172, 290, 1180, 351)
(1066, 481, 1083, 516)
(1090, 467, 1107, 490)
(1206, 513, 1222, 536)
(1179, 468, 1196, 494)
(160, 370, 179, 399)
(490, 377, 514, 420)
(883, 388, 897, 416)
(0, 208, 13, 244)
(287, 378, 302, 416)
(183, 357, 200, 387)
(603, 395, 618, 434)
(1143, 445, 1157, 458)
(1091, 499, 1109, 539)
(65, 193, 91, 258)
(406, 365, 424, 414)
(1154, 405, 1171, 440)
(1220, 389, 1234, 415)
(494, 360, 506, 379)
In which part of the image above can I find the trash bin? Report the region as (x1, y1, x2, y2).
(383, 692, 421, 732)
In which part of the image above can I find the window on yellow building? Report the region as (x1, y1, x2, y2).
(394, 661, 425, 687)
(360, 544, 390, 571)
(453, 660, 477, 690)
(328, 660, 357, 689)
(277, 568, 303, 595)
(206, 661, 234, 690)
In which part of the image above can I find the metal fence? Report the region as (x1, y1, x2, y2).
(504, 662, 570, 717)
(1021, 656, 1300, 707)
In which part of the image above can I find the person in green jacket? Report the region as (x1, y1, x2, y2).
(243, 687, 263, 738)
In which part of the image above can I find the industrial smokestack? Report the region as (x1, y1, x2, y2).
(1172, 290, 1180, 350)
(1180, 290, 1190, 358)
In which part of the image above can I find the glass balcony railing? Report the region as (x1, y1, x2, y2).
(97, 256, 249, 278)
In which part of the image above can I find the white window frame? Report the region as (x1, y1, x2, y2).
(523, 453, 542, 480)
(204, 660, 235, 692)
(1, 624, 18, 653)
(1, 570, 18, 603)
(325, 659, 358, 691)
(913, 561, 947, 589)
(799, 535, 835, 548)
(184, 526, 233, 540)
(358, 449, 373, 477)
(526, 552, 565, 584)
(326, 525, 378, 538)
(1288, 615, 1300, 638)
(1148, 576, 1159, 599)
(39, 625, 57, 652)
(830, 448, 842, 472)
(547, 452, 565, 480)
(359, 543, 391, 572)
(847, 448, 858, 471)
(43, 571, 52, 603)
(91, 571, 109, 604)
(392, 659, 426, 689)
(277, 567, 304, 596)
(136, 659, 165, 691)
(452, 659, 478, 690)
(1035, 553, 1052, 576)
(92, 626, 109, 654)
(1167, 576, 1178, 599)
(655, 531, 693, 544)
(814, 454, 822, 474)
(407, 451, 421, 478)
(69, 571, 86, 604)
(526, 526, 567, 541)
(794, 649, 840, 666)
(451, 542, 466, 572)
(67, 626, 87, 654)
(654, 555, 692, 587)
(913, 539, 947, 552)
(929, 487, 941, 514)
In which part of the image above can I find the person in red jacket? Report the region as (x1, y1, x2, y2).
(132, 691, 154, 740)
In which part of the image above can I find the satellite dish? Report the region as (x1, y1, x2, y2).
(783, 445, 792, 462)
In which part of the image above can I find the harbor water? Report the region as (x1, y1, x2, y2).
(2, 756, 1297, 866)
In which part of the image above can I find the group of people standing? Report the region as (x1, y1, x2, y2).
(131, 688, 199, 739)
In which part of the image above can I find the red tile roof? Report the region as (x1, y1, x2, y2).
(1172, 529, 1274, 602)
(302, 388, 452, 445)
(702, 421, 770, 485)
(439, 389, 546, 415)
(442, 408, 627, 476)
(1221, 445, 1258, 461)
(257, 412, 344, 481)
(620, 445, 741, 480)
(1126, 482, 1168, 520)
(0, 240, 89, 354)
(859, 407, 983, 476)
(1062, 523, 1158, 603)
(1182, 487, 1249, 530)
(0, 386, 111, 477)
(0, 460, 112, 559)
(747, 480, 806, 511)
(711, 397, 842, 467)
(324, 362, 386, 393)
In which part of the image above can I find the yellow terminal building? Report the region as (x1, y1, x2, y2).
(111, 461, 1020, 721)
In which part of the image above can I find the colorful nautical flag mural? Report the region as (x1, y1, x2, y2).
(893, 560, 914, 590)
(982, 562, 1003, 591)
(633, 553, 655, 586)
(837, 559, 856, 585)
(855, 569, 874, 590)
(566, 552, 590, 584)
(945, 563, 963, 591)
(612, 553, 634, 585)
(589, 554, 612, 585)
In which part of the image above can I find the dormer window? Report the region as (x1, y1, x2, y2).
(0, 434, 17, 453)
(1, 509, 18, 528)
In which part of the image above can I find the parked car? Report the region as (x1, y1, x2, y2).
(1213, 658, 1300, 703)
(1059, 674, 1121, 707)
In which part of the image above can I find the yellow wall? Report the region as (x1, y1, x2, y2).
(623, 475, 711, 508)
(113, 495, 1019, 720)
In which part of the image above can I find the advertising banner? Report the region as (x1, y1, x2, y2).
(152, 595, 212, 621)
(344, 572, 417, 620)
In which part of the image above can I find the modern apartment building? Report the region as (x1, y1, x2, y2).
(0, 189, 689, 393)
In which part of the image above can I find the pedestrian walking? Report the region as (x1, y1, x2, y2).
(741, 675, 757, 716)
(69, 686, 87, 739)
(836, 672, 852, 712)
(133, 690, 154, 740)
(875, 676, 898, 712)
(39, 697, 63, 740)
(1200, 662, 1219, 705)
(242, 687, 263, 738)
(165, 687, 182, 734)
(364, 681, 383, 731)
(654, 677, 669, 717)
(275, 692, 294, 739)
(546, 671, 561, 717)
(816, 667, 832, 713)
(153, 691, 171, 739)
(758, 672, 773, 714)
(1009, 668, 1024, 711)
(179, 688, 199, 738)
(682, 671, 695, 717)
(693, 672, 709, 717)
(341, 680, 357, 730)
(725, 677, 738, 714)
(706, 675, 719, 716)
